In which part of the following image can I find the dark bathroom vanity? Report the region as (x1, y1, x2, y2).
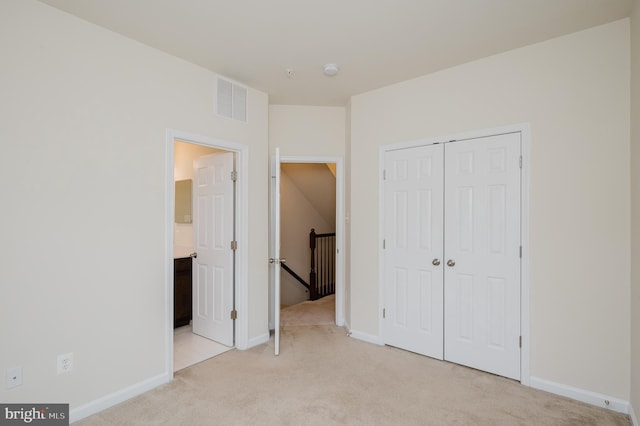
(174, 257, 192, 328)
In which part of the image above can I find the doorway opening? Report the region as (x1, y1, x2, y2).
(172, 141, 233, 371)
(269, 156, 345, 342)
(165, 130, 250, 376)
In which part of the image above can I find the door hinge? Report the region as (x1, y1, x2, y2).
(383, 308, 386, 319)
(383, 239, 386, 249)
(231, 240, 238, 251)
(519, 246, 522, 258)
(519, 335, 522, 348)
(230, 309, 238, 320)
(519, 156, 522, 169)
(231, 170, 238, 182)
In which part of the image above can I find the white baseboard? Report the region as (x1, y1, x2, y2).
(529, 376, 629, 415)
(347, 329, 383, 346)
(630, 403, 638, 426)
(70, 372, 170, 423)
(245, 332, 269, 349)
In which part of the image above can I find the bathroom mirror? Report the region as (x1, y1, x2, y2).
(175, 179, 192, 223)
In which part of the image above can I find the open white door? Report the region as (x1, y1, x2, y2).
(192, 152, 235, 347)
(270, 148, 282, 355)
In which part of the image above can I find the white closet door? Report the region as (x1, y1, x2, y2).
(383, 144, 444, 359)
(443, 133, 521, 380)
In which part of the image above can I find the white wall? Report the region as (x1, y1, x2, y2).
(630, 0, 640, 420)
(0, 0, 269, 414)
(349, 19, 631, 400)
(344, 101, 352, 329)
(269, 105, 345, 157)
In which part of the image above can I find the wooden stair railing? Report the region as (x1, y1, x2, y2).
(309, 229, 336, 300)
(279, 228, 336, 301)
(280, 263, 310, 292)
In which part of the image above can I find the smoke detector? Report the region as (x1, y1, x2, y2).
(322, 64, 339, 76)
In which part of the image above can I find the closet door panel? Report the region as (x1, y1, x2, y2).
(383, 144, 444, 359)
(443, 133, 521, 380)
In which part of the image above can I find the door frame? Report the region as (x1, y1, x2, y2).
(270, 155, 346, 327)
(165, 129, 250, 378)
(378, 123, 531, 385)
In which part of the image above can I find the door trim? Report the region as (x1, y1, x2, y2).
(378, 123, 531, 385)
(165, 129, 250, 379)
(275, 155, 346, 327)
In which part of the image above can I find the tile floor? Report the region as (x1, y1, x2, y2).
(173, 324, 232, 371)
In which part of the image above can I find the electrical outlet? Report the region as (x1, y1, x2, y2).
(57, 353, 73, 375)
(6, 367, 22, 389)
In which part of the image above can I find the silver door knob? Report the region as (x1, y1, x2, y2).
(432, 259, 441, 266)
(269, 258, 276, 264)
(190, 252, 197, 258)
(446, 259, 455, 267)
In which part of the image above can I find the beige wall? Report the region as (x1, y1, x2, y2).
(0, 0, 269, 413)
(344, 101, 352, 328)
(349, 20, 631, 399)
(630, 0, 640, 419)
(269, 105, 345, 157)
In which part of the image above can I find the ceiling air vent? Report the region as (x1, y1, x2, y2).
(217, 77, 247, 123)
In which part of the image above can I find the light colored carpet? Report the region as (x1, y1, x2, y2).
(77, 324, 630, 425)
(280, 294, 335, 326)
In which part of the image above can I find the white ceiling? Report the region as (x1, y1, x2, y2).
(38, 0, 632, 106)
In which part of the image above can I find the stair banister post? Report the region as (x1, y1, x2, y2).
(309, 229, 318, 300)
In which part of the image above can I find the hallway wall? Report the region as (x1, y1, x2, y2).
(269, 105, 345, 157)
